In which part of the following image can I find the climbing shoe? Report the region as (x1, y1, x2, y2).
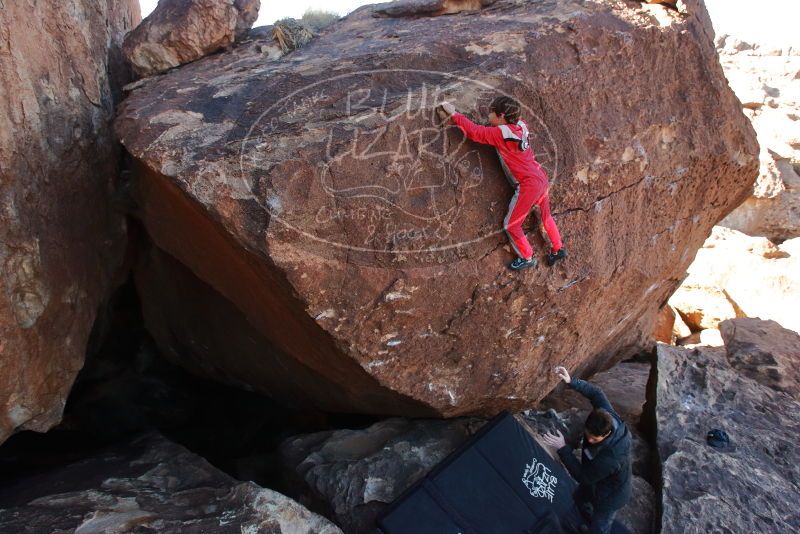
(546, 248, 567, 266)
(509, 257, 538, 271)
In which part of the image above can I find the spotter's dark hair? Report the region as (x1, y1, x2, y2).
(585, 408, 615, 438)
(490, 96, 521, 123)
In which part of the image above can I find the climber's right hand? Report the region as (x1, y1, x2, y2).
(554, 366, 571, 384)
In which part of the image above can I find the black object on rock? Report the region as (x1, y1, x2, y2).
(706, 429, 730, 449)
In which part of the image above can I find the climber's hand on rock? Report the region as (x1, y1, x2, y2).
(437, 102, 455, 123)
(554, 366, 571, 384)
(541, 430, 566, 450)
(440, 102, 455, 116)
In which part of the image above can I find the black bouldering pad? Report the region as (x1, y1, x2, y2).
(376, 411, 631, 534)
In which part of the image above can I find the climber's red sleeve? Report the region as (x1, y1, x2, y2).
(451, 112, 503, 147)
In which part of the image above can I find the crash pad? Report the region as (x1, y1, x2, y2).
(376, 411, 630, 533)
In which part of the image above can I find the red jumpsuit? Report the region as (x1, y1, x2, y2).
(451, 112, 562, 260)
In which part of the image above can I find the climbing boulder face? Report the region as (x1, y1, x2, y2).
(0, 433, 342, 533)
(0, 0, 138, 444)
(122, 0, 261, 78)
(115, 0, 758, 417)
(654, 344, 800, 532)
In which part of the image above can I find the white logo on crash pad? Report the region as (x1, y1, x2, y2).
(522, 458, 558, 503)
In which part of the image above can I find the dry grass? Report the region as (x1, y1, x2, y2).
(272, 19, 314, 52)
(301, 9, 340, 32)
(271, 10, 339, 53)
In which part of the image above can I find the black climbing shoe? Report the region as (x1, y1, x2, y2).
(546, 248, 567, 266)
(509, 257, 538, 271)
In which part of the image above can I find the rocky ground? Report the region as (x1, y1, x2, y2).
(655, 336, 800, 533)
(0, 432, 341, 533)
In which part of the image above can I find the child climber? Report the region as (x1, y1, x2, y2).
(438, 97, 566, 271)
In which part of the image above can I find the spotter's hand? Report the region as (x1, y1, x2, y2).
(541, 430, 566, 450)
(554, 366, 571, 384)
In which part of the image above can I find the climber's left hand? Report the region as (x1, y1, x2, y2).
(437, 101, 456, 122)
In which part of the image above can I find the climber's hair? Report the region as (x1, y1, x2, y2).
(585, 408, 615, 438)
(490, 96, 521, 123)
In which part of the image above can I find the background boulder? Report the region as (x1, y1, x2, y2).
(0, 0, 138, 445)
(719, 317, 800, 400)
(123, 0, 261, 77)
(716, 34, 800, 241)
(668, 226, 799, 335)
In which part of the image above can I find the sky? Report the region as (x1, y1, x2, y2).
(138, 0, 799, 47)
(138, 0, 381, 27)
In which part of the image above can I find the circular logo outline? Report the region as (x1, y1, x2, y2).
(237, 68, 559, 255)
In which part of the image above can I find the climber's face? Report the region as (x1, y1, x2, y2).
(585, 430, 611, 445)
(488, 110, 506, 127)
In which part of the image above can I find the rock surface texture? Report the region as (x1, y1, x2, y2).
(0, 0, 138, 445)
(655, 344, 800, 533)
(0, 433, 341, 533)
(123, 0, 261, 77)
(115, 0, 758, 416)
(719, 317, 800, 401)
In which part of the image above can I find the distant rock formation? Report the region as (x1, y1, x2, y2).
(115, 0, 758, 416)
(123, 0, 261, 77)
(375, 0, 498, 17)
(717, 34, 800, 241)
(668, 226, 799, 336)
(0, 0, 138, 445)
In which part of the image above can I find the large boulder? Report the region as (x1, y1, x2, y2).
(0, 433, 341, 533)
(654, 344, 800, 532)
(123, 0, 261, 78)
(115, 0, 758, 417)
(0, 0, 138, 444)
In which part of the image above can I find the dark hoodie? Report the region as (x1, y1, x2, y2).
(556, 378, 633, 514)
